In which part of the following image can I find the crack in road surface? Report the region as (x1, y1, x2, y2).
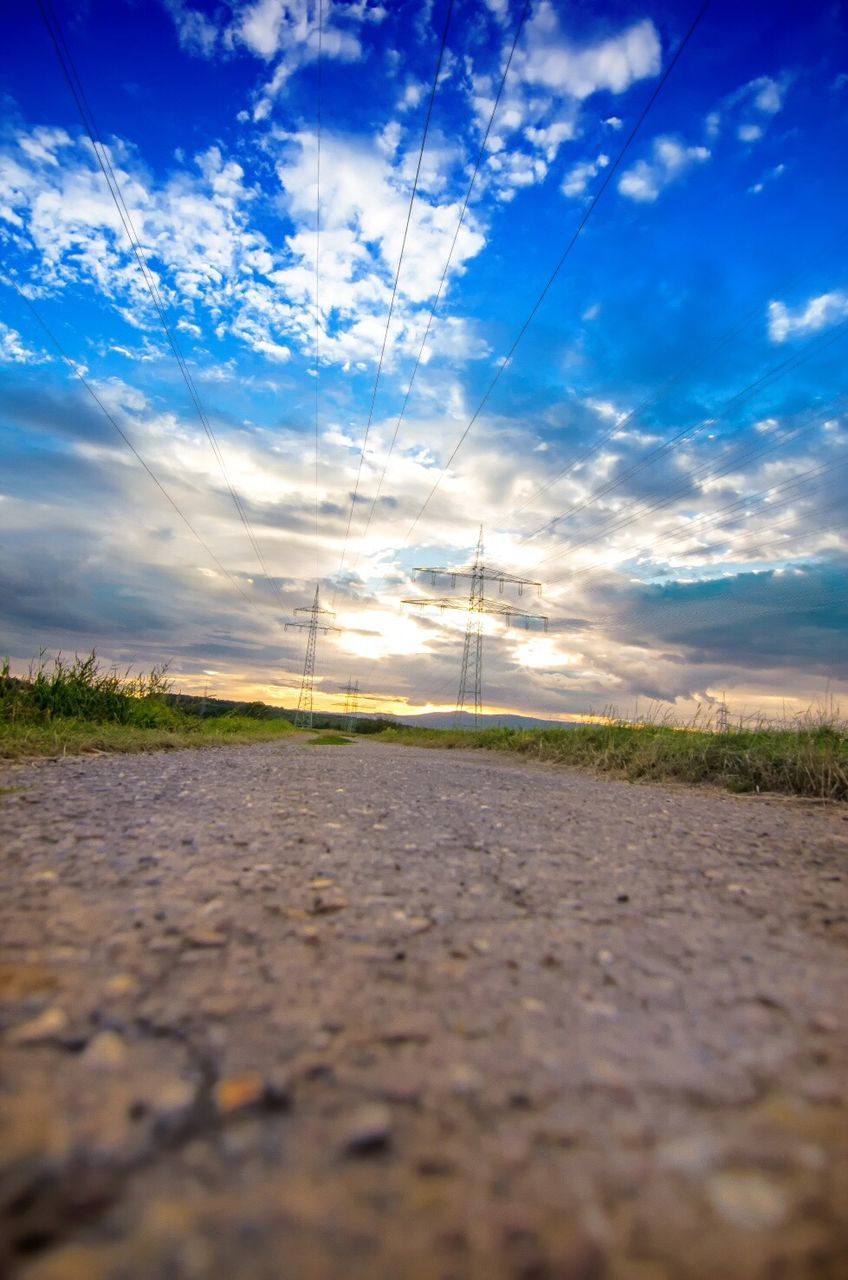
(1, 738, 847, 1278)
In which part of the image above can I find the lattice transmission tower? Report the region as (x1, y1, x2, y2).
(403, 528, 547, 727)
(715, 694, 729, 734)
(285, 585, 340, 728)
(340, 678, 360, 731)
(337, 679, 382, 732)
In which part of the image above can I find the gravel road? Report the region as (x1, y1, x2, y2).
(1, 737, 847, 1279)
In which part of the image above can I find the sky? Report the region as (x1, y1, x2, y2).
(1, 0, 847, 724)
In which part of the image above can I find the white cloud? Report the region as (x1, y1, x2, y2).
(399, 80, 425, 112)
(618, 135, 710, 203)
(0, 322, 42, 364)
(515, 5, 661, 100)
(523, 119, 576, 163)
(561, 152, 609, 198)
(737, 123, 763, 142)
(750, 76, 784, 115)
(465, 4, 661, 198)
(157, 0, 371, 119)
(482, 0, 510, 24)
(748, 161, 785, 195)
(0, 127, 303, 365)
(767, 291, 848, 343)
(164, 1, 220, 57)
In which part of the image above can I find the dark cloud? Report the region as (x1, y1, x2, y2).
(600, 562, 848, 675)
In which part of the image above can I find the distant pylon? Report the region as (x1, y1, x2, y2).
(403, 527, 547, 728)
(285, 585, 341, 728)
(337, 680, 382, 732)
(457, 529, 485, 725)
(716, 694, 729, 734)
(340, 677, 359, 733)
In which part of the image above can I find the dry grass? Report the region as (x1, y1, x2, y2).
(0, 653, 298, 760)
(377, 715, 848, 801)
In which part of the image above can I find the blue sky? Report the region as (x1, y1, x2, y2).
(1, 0, 846, 722)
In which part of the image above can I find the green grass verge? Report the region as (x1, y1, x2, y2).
(376, 724, 848, 801)
(0, 715, 299, 762)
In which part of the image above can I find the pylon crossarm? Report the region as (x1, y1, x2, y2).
(285, 621, 340, 634)
(413, 566, 541, 591)
(403, 596, 546, 625)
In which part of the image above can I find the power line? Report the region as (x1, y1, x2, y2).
(628, 448, 848, 568)
(11, 282, 260, 613)
(335, 0, 456, 581)
(543, 407, 848, 588)
(402, 0, 711, 545)
(508, 223, 848, 524)
(37, 0, 287, 613)
(522, 321, 848, 553)
(510, 277, 836, 524)
(348, 0, 532, 574)
(314, 0, 323, 579)
(535, 362, 848, 580)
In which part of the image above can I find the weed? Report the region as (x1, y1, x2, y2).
(377, 720, 848, 801)
(0, 653, 297, 760)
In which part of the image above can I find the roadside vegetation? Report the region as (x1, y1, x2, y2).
(0, 653, 298, 760)
(377, 718, 848, 801)
(3, 652, 845, 799)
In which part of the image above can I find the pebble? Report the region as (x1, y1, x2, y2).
(341, 1104, 393, 1155)
(6, 1005, 68, 1044)
(151, 1078, 198, 1126)
(104, 973, 138, 997)
(449, 1063, 483, 1095)
(808, 1011, 838, 1034)
(213, 1072, 265, 1115)
(656, 1133, 722, 1175)
(800, 1073, 843, 1105)
(706, 1170, 788, 1229)
(81, 1030, 129, 1070)
(184, 929, 228, 948)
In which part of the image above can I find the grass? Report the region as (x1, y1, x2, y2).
(0, 653, 298, 761)
(0, 716, 299, 761)
(376, 721, 848, 801)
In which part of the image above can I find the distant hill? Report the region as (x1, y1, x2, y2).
(167, 692, 579, 734)
(391, 710, 581, 731)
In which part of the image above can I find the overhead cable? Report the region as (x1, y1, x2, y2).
(402, 0, 711, 545)
(314, 0, 324, 578)
(348, 0, 532, 573)
(12, 283, 261, 613)
(335, 0, 456, 580)
(37, 0, 287, 612)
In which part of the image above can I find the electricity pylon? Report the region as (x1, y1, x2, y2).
(716, 694, 729, 734)
(403, 528, 547, 727)
(337, 679, 382, 732)
(340, 678, 360, 731)
(285, 585, 340, 728)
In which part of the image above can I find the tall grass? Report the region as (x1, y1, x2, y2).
(0, 652, 297, 759)
(1, 652, 178, 727)
(377, 717, 848, 801)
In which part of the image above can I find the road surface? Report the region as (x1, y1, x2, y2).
(1, 737, 847, 1279)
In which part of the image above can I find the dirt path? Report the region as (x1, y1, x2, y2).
(1, 738, 847, 1279)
